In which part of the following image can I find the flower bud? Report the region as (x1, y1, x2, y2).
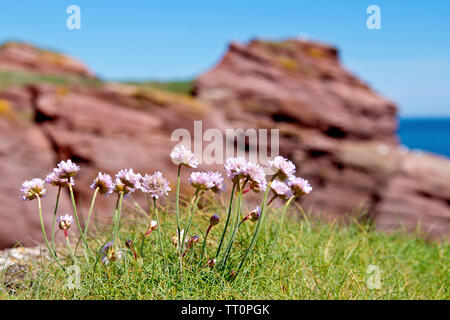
(210, 214, 220, 226)
(207, 258, 216, 268)
(125, 239, 133, 249)
(190, 235, 200, 244)
(249, 206, 261, 222)
(150, 220, 158, 231)
(57, 214, 73, 230)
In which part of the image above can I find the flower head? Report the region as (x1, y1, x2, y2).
(170, 145, 198, 168)
(57, 214, 73, 230)
(288, 176, 313, 196)
(21, 178, 46, 201)
(270, 179, 292, 199)
(141, 171, 171, 199)
(224, 157, 249, 182)
(56, 160, 80, 179)
(225, 157, 267, 193)
(90, 172, 114, 195)
(246, 162, 267, 193)
(189, 171, 224, 193)
(116, 169, 142, 189)
(45, 170, 74, 188)
(268, 156, 296, 180)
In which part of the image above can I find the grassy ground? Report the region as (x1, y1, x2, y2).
(122, 80, 194, 95)
(0, 70, 102, 90)
(0, 198, 448, 300)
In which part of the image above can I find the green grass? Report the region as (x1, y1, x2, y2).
(0, 70, 102, 90)
(1, 198, 448, 300)
(123, 80, 194, 95)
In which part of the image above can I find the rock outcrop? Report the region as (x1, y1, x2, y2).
(0, 42, 94, 78)
(0, 40, 448, 248)
(194, 39, 449, 238)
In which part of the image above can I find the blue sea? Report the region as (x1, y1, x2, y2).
(398, 118, 450, 158)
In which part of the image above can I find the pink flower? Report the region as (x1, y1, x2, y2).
(141, 171, 171, 199)
(55, 160, 80, 179)
(268, 156, 296, 180)
(270, 179, 292, 198)
(21, 178, 46, 201)
(170, 145, 198, 168)
(57, 214, 73, 230)
(115, 169, 142, 194)
(90, 172, 114, 195)
(288, 176, 312, 196)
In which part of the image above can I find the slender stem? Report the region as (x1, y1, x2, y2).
(199, 225, 212, 265)
(64, 232, 78, 264)
(112, 192, 124, 255)
(175, 165, 181, 248)
(84, 187, 99, 236)
(51, 186, 61, 256)
(220, 187, 243, 268)
(236, 182, 271, 274)
(153, 198, 165, 258)
(68, 184, 93, 260)
(181, 189, 200, 249)
(36, 196, 65, 271)
(215, 182, 236, 258)
(175, 164, 183, 282)
(185, 191, 203, 242)
(268, 196, 295, 256)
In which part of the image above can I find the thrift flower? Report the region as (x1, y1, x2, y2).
(90, 172, 114, 195)
(141, 171, 171, 199)
(21, 178, 46, 201)
(189, 171, 224, 192)
(45, 170, 74, 187)
(56, 160, 80, 179)
(224, 157, 249, 183)
(170, 145, 198, 168)
(288, 176, 313, 196)
(246, 162, 267, 193)
(270, 179, 292, 199)
(116, 169, 142, 190)
(268, 156, 296, 180)
(57, 214, 73, 230)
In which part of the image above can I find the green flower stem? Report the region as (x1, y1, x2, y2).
(68, 184, 94, 260)
(215, 182, 236, 258)
(181, 189, 200, 249)
(175, 164, 182, 249)
(199, 225, 212, 266)
(64, 232, 78, 264)
(153, 198, 165, 258)
(84, 186, 99, 236)
(236, 182, 271, 274)
(174, 165, 184, 282)
(112, 192, 124, 255)
(184, 190, 203, 245)
(36, 196, 65, 271)
(267, 196, 295, 256)
(219, 187, 243, 268)
(51, 186, 61, 255)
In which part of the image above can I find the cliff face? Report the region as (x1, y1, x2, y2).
(0, 40, 448, 248)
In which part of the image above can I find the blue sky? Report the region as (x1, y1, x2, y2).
(0, 1, 449, 116)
